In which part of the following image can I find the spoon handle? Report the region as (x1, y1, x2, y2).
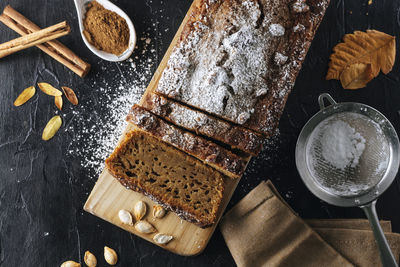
(73, 0, 86, 21)
(361, 200, 398, 267)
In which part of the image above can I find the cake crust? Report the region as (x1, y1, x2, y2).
(142, 93, 264, 155)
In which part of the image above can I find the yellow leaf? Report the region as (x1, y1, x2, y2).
(14, 86, 35, 106)
(37, 82, 62, 96)
(327, 30, 395, 80)
(340, 63, 374, 89)
(42, 115, 62, 141)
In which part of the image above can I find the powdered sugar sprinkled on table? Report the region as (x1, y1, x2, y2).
(66, 32, 157, 178)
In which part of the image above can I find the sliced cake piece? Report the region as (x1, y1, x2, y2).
(126, 105, 248, 179)
(105, 131, 225, 228)
(155, 0, 330, 135)
(142, 93, 264, 155)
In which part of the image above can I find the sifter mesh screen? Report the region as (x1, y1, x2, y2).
(306, 112, 390, 197)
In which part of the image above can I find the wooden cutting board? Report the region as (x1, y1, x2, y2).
(84, 0, 250, 256)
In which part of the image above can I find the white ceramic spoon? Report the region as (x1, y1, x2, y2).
(74, 0, 136, 62)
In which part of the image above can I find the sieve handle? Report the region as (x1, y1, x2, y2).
(318, 93, 337, 110)
(361, 200, 398, 267)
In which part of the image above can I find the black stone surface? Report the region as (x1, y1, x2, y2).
(1, 0, 400, 266)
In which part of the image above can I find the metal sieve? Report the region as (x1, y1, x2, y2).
(296, 93, 400, 267)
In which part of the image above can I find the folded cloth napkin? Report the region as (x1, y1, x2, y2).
(315, 228, 400, 267)
(220, 180, 400, 267)
(220, 180, 354, 267)
(306, 219, 392, 232)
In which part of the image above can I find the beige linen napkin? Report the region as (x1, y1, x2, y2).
(220, 180, 400, 267)
(220, 180, 354, 267)
(306, 219, 392, 232)
(314, 228, 400, 267)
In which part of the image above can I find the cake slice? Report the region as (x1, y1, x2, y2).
(105, 130, 225, 228)
(142, 93, 264, 155)
(155, 0, 330, 135)
(126, 105, 248, 179)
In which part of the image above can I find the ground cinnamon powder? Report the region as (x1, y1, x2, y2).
(83, 1, 129, 56)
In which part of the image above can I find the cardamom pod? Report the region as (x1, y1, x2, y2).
(55, 95, 63, 110)
(14, 86, 35, 106)
(38, 82, 62, 96)
(42, 115, 62, 141)
(61, 86, 78, 105)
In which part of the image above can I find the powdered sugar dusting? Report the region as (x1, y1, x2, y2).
(66, 32, 157, 177)
(293, 23, 305, 32)
(156, 0, 330, 135)
(292, 0, 310, 13)
(269, 24, 285, 36)
(144, 94, 264, 154)
(157, 0, 278, 125)
(274, 52, 288, 66)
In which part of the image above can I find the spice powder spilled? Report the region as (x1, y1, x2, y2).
(83, 1, 130, 56)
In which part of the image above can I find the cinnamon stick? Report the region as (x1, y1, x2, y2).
(0, 5, 90, 77)
(0, 21, 70, 59)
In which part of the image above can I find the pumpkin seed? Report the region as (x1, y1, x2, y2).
(42, 115, 62, 141)
(61, 86, 78, 105)
(153, 205, 166, 219)
(60, 261, 80, 267)
(38, 82, 62, 96)
(84, 251, 97, 267)
(134, 201, 147, 221)
(118, 209, 133, 225)
(153, 233, 173, 245)
(14, 86, 35, 106)
(135, 220, 156, 234)
(104, 246, 118, 265)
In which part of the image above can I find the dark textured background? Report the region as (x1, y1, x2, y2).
(1, 0, 400, 266)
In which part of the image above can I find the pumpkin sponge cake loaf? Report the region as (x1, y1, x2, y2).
(127, 104, 248, 179)
(142, 93, 264, 155)
(156, 0, 330, 136)
(105, 130, 225, 228)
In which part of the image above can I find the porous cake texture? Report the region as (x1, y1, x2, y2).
(127, 104, 248, 179)
(106, 131, 225, 228)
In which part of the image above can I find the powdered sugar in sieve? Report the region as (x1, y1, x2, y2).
(306, 112, 390, 197)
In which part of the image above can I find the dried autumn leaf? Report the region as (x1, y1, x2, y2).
(340, 63, 374, 89)
(14, 86, 35, 106)
(327, 30, 395, 80)
(55, 96, 63, 110)
(61, 86, 78, 105)
(42, 115, 62, 141)
(38, 82, 62, 96)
